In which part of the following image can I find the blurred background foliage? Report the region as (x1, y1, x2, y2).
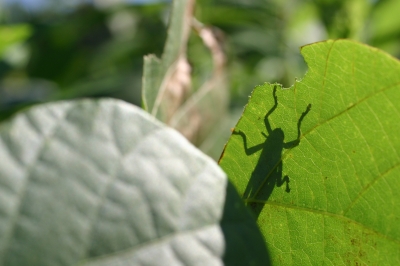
(1, 0, 399, 159)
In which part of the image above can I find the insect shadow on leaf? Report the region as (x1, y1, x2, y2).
(233, 85, 311, 219)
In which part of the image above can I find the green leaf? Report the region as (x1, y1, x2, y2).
(219, 39, 400, 264)
(0, 99, 268, 265)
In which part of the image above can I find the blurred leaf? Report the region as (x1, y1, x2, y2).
(0, 24, 32, 57)
(370, 0, 400, 40)
(219, 40, 400, 264)
(142, 0, 194, 116)
(312, 0, 369, 39)
(142, 0, 229, 155)
(369, 0, 400, 56)
(0, 99, 268, 265)
(169, 21, 229, 147)
(0, 4, 170, 122)
(199, 107, 242, 160)
(26, 6, 111, 85)
(52, 75, 126, 100)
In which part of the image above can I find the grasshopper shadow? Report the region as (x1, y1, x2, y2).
(233, 86, 311, 219)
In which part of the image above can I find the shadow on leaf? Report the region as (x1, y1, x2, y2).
(233, 85, 311, 219)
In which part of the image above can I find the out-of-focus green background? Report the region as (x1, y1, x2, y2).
(1, 0, 399, 157)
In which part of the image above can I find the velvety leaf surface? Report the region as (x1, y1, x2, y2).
(0, 99, 268, 266)
(219, 39, 400, 265)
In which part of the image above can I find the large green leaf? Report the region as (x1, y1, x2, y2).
(219, 39, 400, 264)
(0, 99, 268, 265)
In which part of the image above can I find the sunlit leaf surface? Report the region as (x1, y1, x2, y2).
(219, 39, 400, 265)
